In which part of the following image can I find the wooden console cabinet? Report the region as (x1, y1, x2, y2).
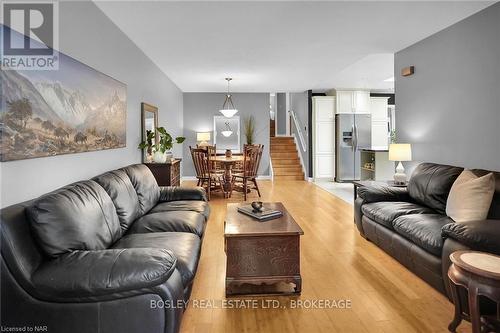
(144, 160, 181, 186)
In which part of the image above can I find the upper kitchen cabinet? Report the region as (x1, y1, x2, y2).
(354, 91, 370, 113)
(334, 90, 370, 114)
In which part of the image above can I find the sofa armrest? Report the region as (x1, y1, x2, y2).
(32, 248, 177, 302)
(442, 220, 500, 255)
(357, 185, 411, 203)
(159, 186, 207, 202)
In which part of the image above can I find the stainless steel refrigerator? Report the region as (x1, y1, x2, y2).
(335, 114, 371, 182)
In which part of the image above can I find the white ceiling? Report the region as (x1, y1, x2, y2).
(95, 1, 493, 92)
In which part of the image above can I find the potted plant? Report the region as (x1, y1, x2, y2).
(138, 126, 185, 163)
(244, 115, 255, 145)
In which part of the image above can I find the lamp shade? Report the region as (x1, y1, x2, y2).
(197, 132, 211, 142)
(389, 144, 412, 161)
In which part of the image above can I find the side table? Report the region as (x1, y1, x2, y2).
(144, 160, 181, 186)
(448, 251, 500, 332)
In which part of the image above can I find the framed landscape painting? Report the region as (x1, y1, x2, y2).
(0, 45, 126, 162)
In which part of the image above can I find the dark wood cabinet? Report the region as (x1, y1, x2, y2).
(144, 159, 181, 186)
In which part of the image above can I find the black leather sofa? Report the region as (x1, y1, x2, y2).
(355, 163, 500, 297)
(1, 164, 210, 333)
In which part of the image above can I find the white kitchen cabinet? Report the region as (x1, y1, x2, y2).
(354, 91, 370, 113)
(336, 91, 353, 114)
(370, 97, 390, 148)
(370, 97, 389, 121)
(335, 90, 370, 114)
(313, 96, 335, 180)
(372, 121, 389, 147)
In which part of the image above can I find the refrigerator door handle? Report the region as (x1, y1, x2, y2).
(353, 124, 358, 151)
(351, 124, 355, 151)
(354, 124, 358, 150)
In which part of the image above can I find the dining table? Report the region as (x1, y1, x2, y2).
(214, 155, 244, 198)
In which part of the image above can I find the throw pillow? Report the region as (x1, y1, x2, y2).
(446, 170, 495, 223)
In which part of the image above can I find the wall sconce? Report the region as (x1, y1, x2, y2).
(401, 66, 415, 77)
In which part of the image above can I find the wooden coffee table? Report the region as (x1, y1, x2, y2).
(224, 202, 304, 296)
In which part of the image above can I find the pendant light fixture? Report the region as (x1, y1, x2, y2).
(221, 122, 233, 137)
(219, 77, 238, 118)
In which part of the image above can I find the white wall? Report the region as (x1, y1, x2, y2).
(395, 2, 500, 174)
(0, 2, 184, 207)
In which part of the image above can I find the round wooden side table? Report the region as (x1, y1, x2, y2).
(448, 251, 500, 333)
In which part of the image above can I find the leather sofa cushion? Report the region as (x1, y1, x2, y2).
(33, 248, 177, 301)
(93, 170, 141, 232)
(357, 185, 411, 203)
(361, 202, 435, 229)
(470, 169, 500, 219)
(121, 164, 160, 215)
(393, 214, 453, 256)
(159, 186, 207, 202)
(112, 232, 201, 287)
(128, 211, 206, 237)
(442, 220, 500, 255)
(150, 201, 210, 220)
(408, 163, 463, 214)
(28, 181, 121, 258)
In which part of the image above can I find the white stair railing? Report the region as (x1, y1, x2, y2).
(288, 110, 307, 152)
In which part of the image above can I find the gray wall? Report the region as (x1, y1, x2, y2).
(183, 93, 270, 177)
(395, 2, 500, 174)
(276, 93, 287, 135)
(0, 2, 184, 207)
(290, 91, 309, 177)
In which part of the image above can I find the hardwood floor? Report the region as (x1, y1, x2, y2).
(180, 180, 470, 333)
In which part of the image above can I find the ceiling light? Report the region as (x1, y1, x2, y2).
(384, 76, 395, 82)
(221, 122, 233, 137)
(219, 77, 238, 117)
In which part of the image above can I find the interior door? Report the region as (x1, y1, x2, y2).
(314, 98, 335, 180)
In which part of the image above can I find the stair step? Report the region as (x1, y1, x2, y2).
(273, 167, 303, 176)
(271, 136, 294, 141)
(271, 146, 297, 152)
(271, 143, 295, 148)
(273, 175, 304, 181)
(272, 158, 300, 165)
(271, 152, 299, 159)
(273, 164, 303, 170)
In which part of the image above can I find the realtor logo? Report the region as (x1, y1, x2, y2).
(1, 1, 59, 70)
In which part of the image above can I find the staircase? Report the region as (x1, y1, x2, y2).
(270, 137, 304, 181)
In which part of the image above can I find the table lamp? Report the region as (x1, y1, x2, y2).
(197, 132, 211, 146)
(389, 143, 412, 184)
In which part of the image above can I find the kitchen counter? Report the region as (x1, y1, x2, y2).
(359, 146, 389, 152)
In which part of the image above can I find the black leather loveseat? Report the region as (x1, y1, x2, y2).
(355, 163, 500, 297)
(1, 164, 209, 333)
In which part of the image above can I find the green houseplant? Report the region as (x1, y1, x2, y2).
(138, 126, 185, 163)
(244, 115, 255, 145)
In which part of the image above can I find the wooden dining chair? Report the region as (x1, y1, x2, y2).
(231, 144, 263, 201)
(190, 146, 224, 200)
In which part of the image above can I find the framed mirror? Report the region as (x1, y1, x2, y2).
(213, 115, 240, 153)
(141, 102, 158, 162)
